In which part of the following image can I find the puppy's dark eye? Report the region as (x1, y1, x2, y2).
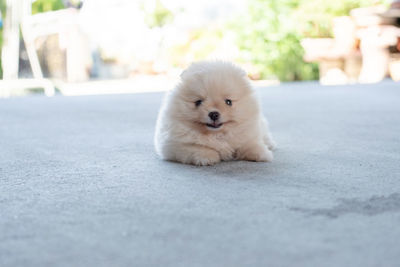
(225, 99, 232, 106)
(195, 100, 202, 107)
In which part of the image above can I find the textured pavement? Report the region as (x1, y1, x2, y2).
(1, 81, 400, 267)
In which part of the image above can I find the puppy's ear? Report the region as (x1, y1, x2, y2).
(180, 69, 188, 79)
(237, 68, 247, 77)
(232, 63, 247, 77)
(180, 68, 204, 81)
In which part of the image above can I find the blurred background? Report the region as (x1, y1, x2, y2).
(0, 0, 399, 97)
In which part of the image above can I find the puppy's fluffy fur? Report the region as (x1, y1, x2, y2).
(154, 61, 276, 166)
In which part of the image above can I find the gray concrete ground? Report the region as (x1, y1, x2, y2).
(1, 81, 400, 267)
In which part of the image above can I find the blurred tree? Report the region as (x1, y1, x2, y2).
(167, 26, 225, 67)
(232, 0, 390, 81)
(296, 0, 391, 38)
(232, 0, 318, 81)
(144, 0, 173, 28)
(32, 0, 64, 14)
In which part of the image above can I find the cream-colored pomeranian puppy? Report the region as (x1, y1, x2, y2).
(154, 61, 276, 166)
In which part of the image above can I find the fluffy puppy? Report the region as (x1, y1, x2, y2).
(154, 61, 276, 166)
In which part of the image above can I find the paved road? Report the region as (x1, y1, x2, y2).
(1, 81, 400, 267)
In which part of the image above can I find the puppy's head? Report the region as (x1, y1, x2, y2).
(172, 61, 260, 133)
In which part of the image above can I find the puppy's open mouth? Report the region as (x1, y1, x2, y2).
(205, 122, 223, 129)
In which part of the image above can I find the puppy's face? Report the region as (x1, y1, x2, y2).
(172, 62, 259, 133)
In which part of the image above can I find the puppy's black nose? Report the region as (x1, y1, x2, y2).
(208, 111, 220, 121)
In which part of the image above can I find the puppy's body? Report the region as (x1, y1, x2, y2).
(155, 61, 275, 166)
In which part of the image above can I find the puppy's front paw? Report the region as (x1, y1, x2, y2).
(267, 140, 277, 151)
(191, 149, 221, 166)
(238, 144, 273, 162)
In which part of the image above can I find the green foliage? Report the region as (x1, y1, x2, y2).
(232, 0, 318, 81)
(167, 26, 224, 67)
(144, 0, 173, 28)
(232, 0, 389, 81)
(32, 0, 64, 14)
(295, 0, 391, 37)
